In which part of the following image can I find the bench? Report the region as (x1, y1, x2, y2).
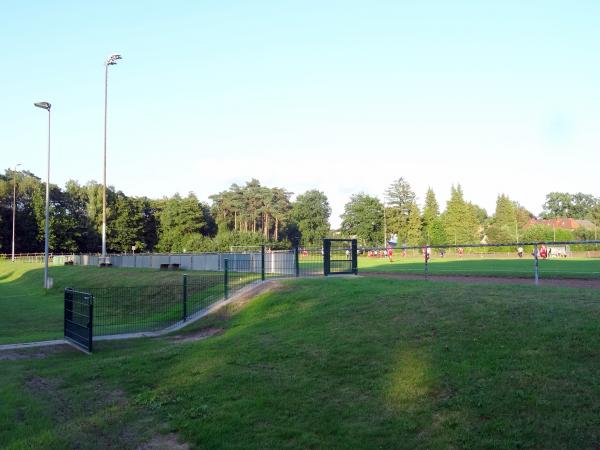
(170, 263, 180, 270)
(160, 263, 169, 270)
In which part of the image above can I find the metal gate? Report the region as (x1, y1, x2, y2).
(64, 288, 94, 353)
(323, 239, 358, 275)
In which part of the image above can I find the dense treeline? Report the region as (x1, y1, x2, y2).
(0, 170, 331, 254)
(341, 178, 600, 248)
(1, 168, 599, 254)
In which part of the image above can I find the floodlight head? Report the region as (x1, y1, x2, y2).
(34, 102, 51, 110)
(105, 53, 123, 65)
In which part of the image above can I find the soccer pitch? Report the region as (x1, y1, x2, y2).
(359, 254, 600, 279)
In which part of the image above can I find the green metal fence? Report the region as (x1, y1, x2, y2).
(68, 243, 360, 339)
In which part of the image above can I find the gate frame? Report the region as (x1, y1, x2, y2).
(323, 238, 358, 276)
(64, 287, 94, 353)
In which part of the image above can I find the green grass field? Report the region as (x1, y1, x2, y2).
(1, 277, 599, 449)
(358, 254, 600, 278)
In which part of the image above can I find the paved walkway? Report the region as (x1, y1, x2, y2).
(0, 339, 67, 351)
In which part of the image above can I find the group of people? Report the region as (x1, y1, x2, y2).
(366, 248, 394, 262)
(517, 245, 562, 259)
(304, 244, 566, 262)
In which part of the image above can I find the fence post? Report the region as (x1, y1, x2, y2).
(424, 246, 429, 277)
(351, 239, 358, 275)
(261, 245, 266, 281)
(533, 244, 539, 285)
(64, 288, 73, 335)
(294, 246, 300, 277)
(323, 239, 331, 276)
(224, 259, 229, 299)
(182, 274, 188, 321)
(88, 295, 94, 353)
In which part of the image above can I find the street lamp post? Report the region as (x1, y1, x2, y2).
(102, 53, 122, 261)
(34, 101, 51, 289)
(11, 163, 22, 261)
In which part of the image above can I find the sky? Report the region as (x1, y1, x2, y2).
(1, 1, 599, 228)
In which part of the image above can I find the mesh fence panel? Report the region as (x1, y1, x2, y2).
(359, 241, 600, 280)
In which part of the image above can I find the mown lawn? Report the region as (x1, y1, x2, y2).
(359, 254, 600, 279)
(1, 277, 599, 449)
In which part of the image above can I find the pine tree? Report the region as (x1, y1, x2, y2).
(487, 194, 517, 244)
(443, 184, 479, 244)
(421, 188, 439, 243)
(405, 202, 422, 246)
(384, 178, 416, 244)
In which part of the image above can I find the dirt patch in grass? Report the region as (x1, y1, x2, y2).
(171, 327, 224, 342)
(236, 280, 288, 303)
(169, 280, 290, 339)
(363, 272, 600, 288)
(0, 344, 77, 361)
(226, 280, 288, 313)
(26, 375, 60, 392)
(137, 433, 189, 449)
(201, 280, 289, 324)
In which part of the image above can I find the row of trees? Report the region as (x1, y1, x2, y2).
(541, 192, 600, 219)
(208, 180, 330, 244)
(341, 178, 600, 248)
(1, 168, 599, 254)
(0, 170, 331, 254)
(340, 180, 487, 247)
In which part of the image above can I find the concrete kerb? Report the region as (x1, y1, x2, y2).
(0, 339, 67, 351)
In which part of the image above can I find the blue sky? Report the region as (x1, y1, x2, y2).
(1, 1, 599, 227)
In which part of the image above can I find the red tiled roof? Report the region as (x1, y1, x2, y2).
(526, 218, 580, 230)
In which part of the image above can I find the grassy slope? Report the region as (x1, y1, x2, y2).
(0, 261, 214, 343)
(1, 277, 599, 449)
(359, 255, 600, 278)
